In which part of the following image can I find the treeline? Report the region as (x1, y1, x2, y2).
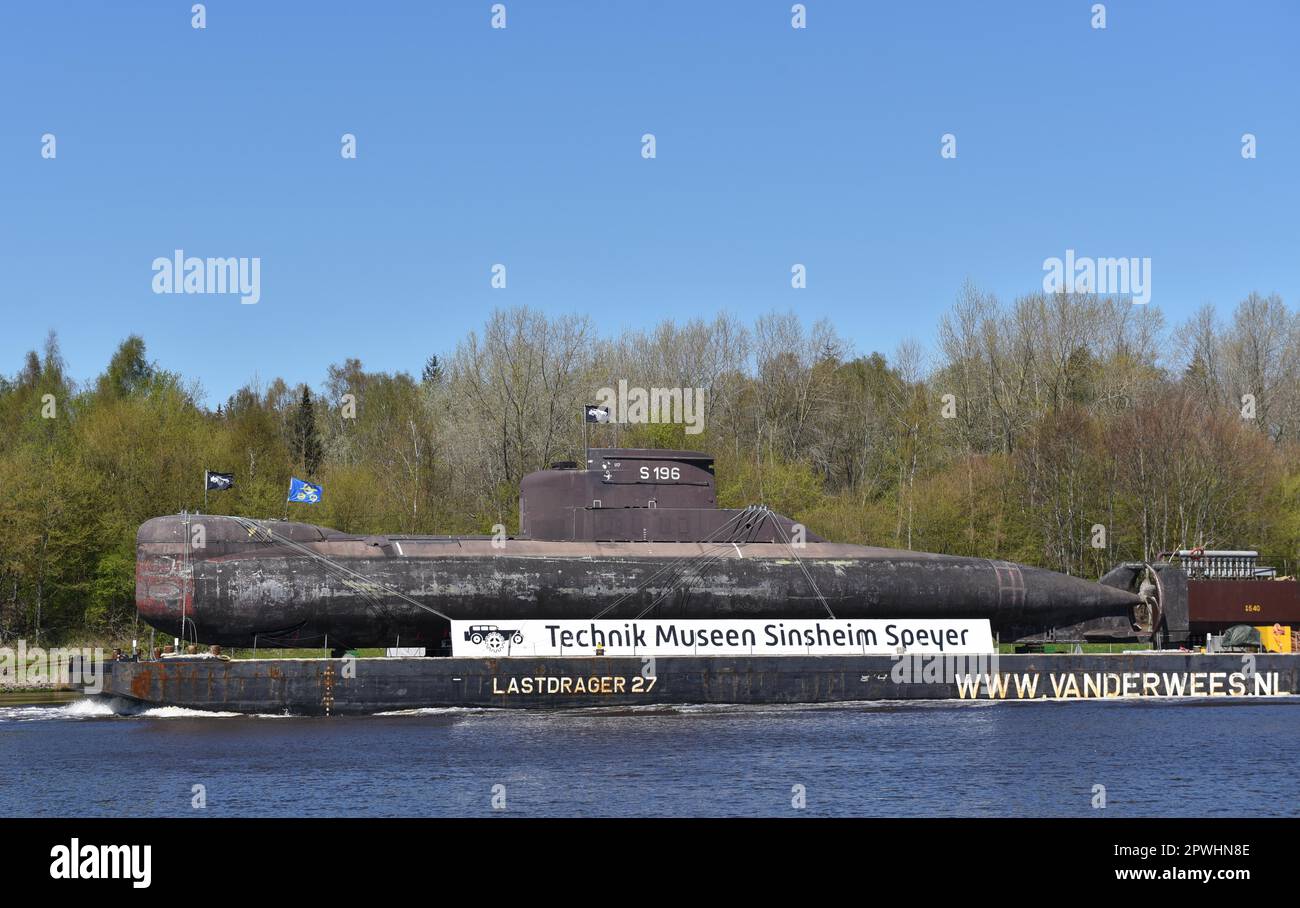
(3, 288, 1300, 643)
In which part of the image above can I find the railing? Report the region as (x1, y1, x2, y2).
(1161, 550, 1271, 581)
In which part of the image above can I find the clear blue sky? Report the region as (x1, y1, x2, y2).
(1, 1, 1296, 405)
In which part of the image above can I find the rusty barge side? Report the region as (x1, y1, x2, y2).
(96, 653, 1300, 715)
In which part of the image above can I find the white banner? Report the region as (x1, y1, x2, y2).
(451, 619, 995, 658)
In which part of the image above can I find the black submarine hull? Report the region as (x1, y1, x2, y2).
(136, 515, 1139, 648)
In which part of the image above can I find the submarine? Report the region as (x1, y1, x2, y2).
(135, 448, 1142, 651)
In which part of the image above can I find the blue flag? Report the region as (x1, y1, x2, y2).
(287, 477, 322, 503)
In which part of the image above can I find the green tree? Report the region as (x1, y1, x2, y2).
(292, 386, 323, 476)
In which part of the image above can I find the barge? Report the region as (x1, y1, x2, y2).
(110, 446, 1300, 714)
(96, 651, 1300, 715)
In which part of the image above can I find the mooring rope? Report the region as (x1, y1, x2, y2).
(228, 516, 453, 622)
(761, 507, 836, 619)
(593, 505, 764, 619)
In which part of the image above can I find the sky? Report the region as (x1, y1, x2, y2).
(0, 0, 1297, 405)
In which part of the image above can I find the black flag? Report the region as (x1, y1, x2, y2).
(205, 471, 234, 491)
(584, 405, 610, 424)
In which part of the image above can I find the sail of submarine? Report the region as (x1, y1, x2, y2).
(134, 449, 1142, 649)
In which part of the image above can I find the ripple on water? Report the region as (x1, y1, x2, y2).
(0, 697, 264, 722)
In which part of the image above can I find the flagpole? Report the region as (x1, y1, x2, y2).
(203, 470, 208, 511)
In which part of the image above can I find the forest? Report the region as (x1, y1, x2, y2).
(3, 285, 1299, 644)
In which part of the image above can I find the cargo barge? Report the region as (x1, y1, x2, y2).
(110, 446, 1300, 715)
(94, 651, 1300, 715)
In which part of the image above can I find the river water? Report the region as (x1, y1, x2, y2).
(2, 697, 1296, 817)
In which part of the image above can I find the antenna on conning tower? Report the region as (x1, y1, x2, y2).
(582, 403, 612, 470)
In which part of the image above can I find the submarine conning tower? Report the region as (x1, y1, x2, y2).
(518, 448, 821, 544)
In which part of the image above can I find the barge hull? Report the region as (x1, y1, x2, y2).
(98, 653, 1300, 715)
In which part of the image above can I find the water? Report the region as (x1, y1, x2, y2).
(2, 697, 1297, 817)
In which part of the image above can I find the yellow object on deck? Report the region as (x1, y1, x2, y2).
(1256, 624, 1293, 653)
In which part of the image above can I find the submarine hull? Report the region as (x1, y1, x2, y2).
(136, 515, 1139, 649)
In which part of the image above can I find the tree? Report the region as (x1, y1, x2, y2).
(421, 355, 445, 386)
(96, 336, 154, 398)
(292, 386, 323, 476)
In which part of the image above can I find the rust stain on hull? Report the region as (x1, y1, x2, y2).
(129, 665, 155, 700)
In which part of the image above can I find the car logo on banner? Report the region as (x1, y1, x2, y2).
(463, 624, 525, 654)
